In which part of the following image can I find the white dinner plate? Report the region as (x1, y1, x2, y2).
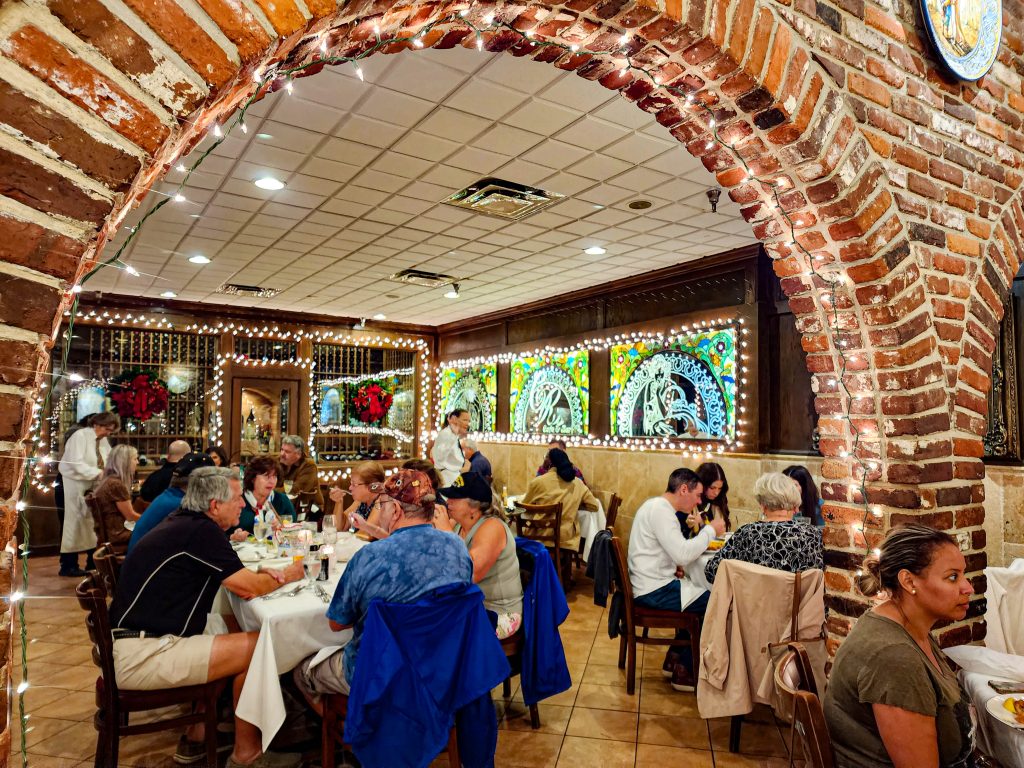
(239, 551, 260, 563)
(986, 694, 1024, 729)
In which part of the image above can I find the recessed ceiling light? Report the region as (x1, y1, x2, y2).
(592, 204, 605, 210)
(160, 291, 177, 298)
(628, 199, 653, 210)
(256, 133, 273, 140)
(189, 255, 211, 264)
(372, 313, 386, 320)
(584, 246, 606, 255)
(254, 176, 285, 190)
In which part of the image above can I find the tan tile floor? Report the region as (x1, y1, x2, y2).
(10, 556, 796, 767)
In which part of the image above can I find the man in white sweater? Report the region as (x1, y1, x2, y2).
(628, 467, 726, 690)
(431, 409, 471, 486)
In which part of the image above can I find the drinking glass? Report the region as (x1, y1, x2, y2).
(322, 515, 338, 546)
(305, 550, 321, 581)
(253, 521, 269, 549)
(292, 541, 308, 566)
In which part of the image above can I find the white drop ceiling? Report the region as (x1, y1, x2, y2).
(95, 47, 757, 325)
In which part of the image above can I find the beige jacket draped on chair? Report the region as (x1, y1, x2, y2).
(697, 560, 827, 720)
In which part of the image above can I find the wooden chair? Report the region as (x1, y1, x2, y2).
(514, 502, 571, 587)
(92, 543, 124, 596)
(322, 692, 460, 768)
(499, 545, 540, 729)
(608, 535, 701, 695)
(76, 573, 222, 768)
(84, 493, 111, 547)
(773, 643, 834, 768)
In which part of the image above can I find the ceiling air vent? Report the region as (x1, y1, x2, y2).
(389, 269, 458, 288)
(217, 283, 281, 298)
(441, 177, 564, 221)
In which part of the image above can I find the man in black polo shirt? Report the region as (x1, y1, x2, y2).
(110, 466, 304, 768)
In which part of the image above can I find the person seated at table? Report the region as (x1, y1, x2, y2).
(276, 435, 324, 513)
(401, 458, 443, 490)
(824, 525, 974, 768)
(520, 448, 599, 553)
(680, 462, 731, 538)
(205, 444, 230, 468)
(628, 467, 726, 690)
(129, 453, 233, 552)
(434, 472, 523, 639)
(238, 457, 295, 534)
(460, 438, 493, 484)
(432, 408, 471, 485)
(90, 444, 141, 550)
(110, 466, 305, 768)
(704, 472, 823, 585)
(140, 440, 191, 503)
(535, 439, 587, 484)
(783, 464, 826, 526)
(293, 469, 473, 707)
(328, 460, 385, 532)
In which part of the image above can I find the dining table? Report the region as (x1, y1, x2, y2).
(220, 535, 368, 752)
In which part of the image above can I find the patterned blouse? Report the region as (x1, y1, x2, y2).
(704, 520, 823, 584)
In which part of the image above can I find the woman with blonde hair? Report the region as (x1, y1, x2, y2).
(824, 525, 974, 768)
(90, 443, 140, 550)
(703, 471, 822, 584)
(329, 460, 386, 531)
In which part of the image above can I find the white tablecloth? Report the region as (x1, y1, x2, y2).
(945, 645, 1024, 767)
(225, 537, 367, 751)
(686, 552, 715, 592)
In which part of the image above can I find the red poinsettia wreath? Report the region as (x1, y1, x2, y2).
(350, 381, 393, 425)
(109, 369, 169, 421)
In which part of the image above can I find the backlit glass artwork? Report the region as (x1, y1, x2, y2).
(438, 364, 497, 432)
(76, 386, 107, 422)
(510, 351, 589, 435)
(610, 327, 737, 441)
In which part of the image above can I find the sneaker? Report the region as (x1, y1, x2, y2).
(58, 567, 87, 578)
(174, 732, 233, 764)
(670, 662, 696, 693)
(226, 752, 302, 768)
(662, 650, 680, 678)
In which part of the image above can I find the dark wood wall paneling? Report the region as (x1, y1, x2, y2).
(437, 245, 818, 453)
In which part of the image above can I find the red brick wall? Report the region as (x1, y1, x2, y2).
(0, 0, 1019, 654)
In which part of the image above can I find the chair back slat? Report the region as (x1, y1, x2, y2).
(76, 573, 119, 712)
(514, 502, 562, 555)
(608, 535, 635, 632)
(93, 543, 122, 596)
(605, 494, 622, 530)
(85, 493, 109, 544)
(773, 647, 834, 768)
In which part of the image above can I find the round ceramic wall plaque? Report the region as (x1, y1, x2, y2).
(921, 0, 1001, 81)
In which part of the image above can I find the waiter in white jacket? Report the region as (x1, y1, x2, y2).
(57, 411, 120, 577)
(431, 409, 470, 486)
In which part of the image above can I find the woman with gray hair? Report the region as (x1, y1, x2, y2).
(703, 471, 823, 584)
(89, 443, 140, 550)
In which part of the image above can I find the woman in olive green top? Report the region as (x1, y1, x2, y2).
(824, 524, 976, 768)
(434, 471, 524, 639)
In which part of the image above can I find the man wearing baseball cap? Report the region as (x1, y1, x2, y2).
(128, 452, 216, 551)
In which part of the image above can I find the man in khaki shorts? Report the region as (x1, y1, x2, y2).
(110, 466, 304, 768)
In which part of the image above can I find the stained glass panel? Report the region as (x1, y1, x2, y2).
(509, 352, 589, 435)
(438, 364, 498, 432)
(609, 327, 737, 441)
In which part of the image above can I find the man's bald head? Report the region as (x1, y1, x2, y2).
(167, 440, 192, 463)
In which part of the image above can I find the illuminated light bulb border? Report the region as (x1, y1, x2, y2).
(432, 317, 750, 453)
(318, 367, 416, 388)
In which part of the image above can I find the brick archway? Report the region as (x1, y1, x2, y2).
(1, 0, 1022, 642)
